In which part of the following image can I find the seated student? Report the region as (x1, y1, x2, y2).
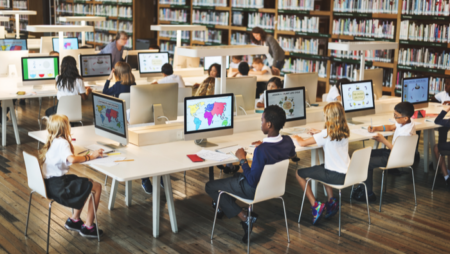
(434, 105, 450, 187)
(195, 77, 215, 97)
(193, 63, 221, 92)
(152, 63, 186, 88)
(40, 114, 104, 238)
(49, 51, 59, 57)
(293, 102, 350, 224)
(45, 56, 88, 117)
(352, 102, 416, 202)
(86, 61, 136, 98)
(229, 55, 243, 74)
(256, 77, 283, 108)
(205, 105, 296, 243)
(249, 57, 272, 76)
(232, 62, 250, 77)
(326, 78, 350, 102)
(430, 79, 450, 105)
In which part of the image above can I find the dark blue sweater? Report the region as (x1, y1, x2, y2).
(242, 135, 296, 188)
(102, 80, 136, 98)
(435, 110, 450, 127)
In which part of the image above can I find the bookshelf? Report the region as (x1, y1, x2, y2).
(0, 1, 48, 37)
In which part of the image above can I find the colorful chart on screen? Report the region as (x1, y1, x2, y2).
(185, 96, 232, 133)
(93, 95, 126, 136)
(0, 39, 27, 51)
(341, 81, 374, 112)
(266, 88, 305, 120)
(139, 53, 169, 73)
(81, 55, 111, 77)
(52, 38, 79, 51)
(403, 77, 428, 103)
(22, 57, 59, 81)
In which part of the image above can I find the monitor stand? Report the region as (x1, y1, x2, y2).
(235, 94, 247, 116)
(194, 139, 218, 147)
(347, 118, 364, 125)
(153, 104, 168, 125)
(97, 141, 126, 150)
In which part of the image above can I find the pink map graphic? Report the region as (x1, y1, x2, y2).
(203, 102, 226, 126)
(106, 109, 119, 122)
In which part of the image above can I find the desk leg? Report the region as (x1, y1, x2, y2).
(423, 130, 430, 173)
(163, 175, 178, 233)
(209, 166, 214, 181)
(373, 141, 379, 149)
(430, 130, 436, 172)
(310, 149, 324, 196)
(38, 97, 42, 130)
(153, 176, 161, 238)
(108, 179, 118, 210)
(125, 181, 132, 207)
(2, 102, 6, 147)
(6, 100, 20, 145)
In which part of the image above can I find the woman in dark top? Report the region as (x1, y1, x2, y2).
(101, 61, 136, 97)
(434, 106, 450, 185)
(250, 27, 285, 72)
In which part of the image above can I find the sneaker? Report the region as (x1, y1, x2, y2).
(241, 214, 258, 243)
(79, 224, 103, 238)
(211, 201, 224, 219)
(65, 218, 84, 232)
(312, 201, 325, 225)
(291, 156, 301, 163)
(223, 165, 240, 174)
(353, 190, 377, 202)
(141, 179, 152, 194)
(324, 198, 338, 219)
(351, 185, 363, 199)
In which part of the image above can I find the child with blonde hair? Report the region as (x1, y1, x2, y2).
(39, 115, 104, 238)
(293, 102, 350, 225)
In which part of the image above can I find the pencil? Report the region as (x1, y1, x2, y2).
(115, 159, 134, 162)
(77, 149, 88, 155)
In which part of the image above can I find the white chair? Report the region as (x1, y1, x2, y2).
(211, 160, 290, 254)
(119, 93, 130, 110)
(40, 95, 83, 130)
(23, 152, 101, 253)
(432, 150, 450, 191)
(376, 135, 418, 212)
(298, 147, 372, 236)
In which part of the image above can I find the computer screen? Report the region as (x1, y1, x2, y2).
(52, 37, 79, 51)
(402, 77, 429, 104)
(126, 55, 138, 70)
(21, 56, 59, 81)
(204, 56, 230, 71)
(92, 92, 127, 139)
(184, 94, 234, 134)
(80, 54, 112, 78)
(340, 80, 375, 113)
(138, 52, 169, 74)
(0, 39, 27, 51)
(265, 87, 306, 122)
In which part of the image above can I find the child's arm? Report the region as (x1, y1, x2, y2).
(256, 102, 265, 108)
(435, 106, 450, 127)
(372, 133, 393, 150)
(67, 149, 104, 164)
(292, 135, 316, 147)
(368, 124, 396, 132)
(249, 70, 264, 75)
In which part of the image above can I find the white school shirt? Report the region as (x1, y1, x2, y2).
(313, 129, 350, 174)
(326, 85, 340, 102)
(158, 74, 186, 88)
(230, 62, 241, 69)
(434, 91, 450, 103)
(392, 122, 416, 145)
(257, 93, 265, 104)
(254, 65, 272, 75)
(42, 137, 73, 179)
(56, 77, 86, 100)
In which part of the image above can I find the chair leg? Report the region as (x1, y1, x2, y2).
(184, 171, 186, 182)
(379, 171, 385, 212)
(410, 166, 417, 206)
(323, 184, 327, 197)
(104, 176, 108, 186)
(79, 121, 83, 126)
(361, 183, 371, 225)
(432, 155, 441, 191)
(91, 193, 101, 242)
(210, 191, 224, 240)
(298, 179, 311, 223)
(278, 197, 290, 243)
(24, 191, 34, 237)
(349, 185, 354, 204)
(338, 190, 342, 237)
(47, 201, 54, 254)
(247, 205, 251, 254)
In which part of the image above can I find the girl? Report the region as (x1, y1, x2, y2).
(256, 77, 283, 108)
(45, 56, 87, 117)
(194, 63, 221, 96)
(87, 61, 136, 97)
(251, 27, 285, 72)
(326, 78, 350, 102)
(39, 114, 104, 238)
(293, 102, 350, 225)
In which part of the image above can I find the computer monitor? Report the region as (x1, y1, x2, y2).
(125, 49, 158, 70)
(92, 92, 128, 147)
(60, 48, 95, 71)
(138, 52, 169, 77)
(129, 83, 179, 125)
(21, 56, 59, 87)
(0, 50, 28, 76)
(402, 76, 430, 109)
(219, 76, 257, 115)
(0, 39, 27, 51)
(204, 56, 229, 71)
(283, 73, 319, 105)
(340, 80, 376, 124)
(52, 37, 79, 52)
(184, 93, 234, 146)
(265, 87, 306, 128)
(357, 68, 383, 100)
(79, 54, 112, 83)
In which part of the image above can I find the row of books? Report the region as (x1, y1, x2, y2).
(193, 0, 227, 6)
(398, 47, 450, 69)
(331, 49, 394, 63)
(56, 4, 92, 15)
(247, 13, 275, 29)
(277, 0, 315, 10)
(159, 0, 186, 4)
(192, 10, 229, 26)
(193, 30, 223, 43)
(160, 30, 190, 40)
(401, 0, 450, 15)
(94, 0, 133, 3)
(161, 41, 189, 54)
(231, 0, 264, 8)
(89, 32, 133, 48)
(278, 36, 319, 54)
(277, 15, 320, 33)
(13, 1, 27, 9)
(282, 58, 327, 77)
(395, 71, 446, 95)
(332, 19, 395, 39)
(159, 9, 188, 22)
(330, 63, 393, 87)
(231, 32, 250, 45)
(95, 20, 118, 31)
(399, 20, 450, 42)
(0, 0, 9, 8)
(334, 0, 399, 13)
(94, 6, 118, 17)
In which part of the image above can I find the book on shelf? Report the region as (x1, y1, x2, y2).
(332, 18, 395, 39)
(193, 30, 222, 43)
(248, 13, 275, 29)
(159, 8, 188, 22)
(232, 0, 264, 8)
(94, 5, 117, 16)
(159, 0, 187, 4)
(278, 0, 314, 10)
(334, 0, 398, 13)
(400, 20, 450, 42)
(193, 0, 227, 7)
(278, 36, 319, 54)
(192, 10, 229, 25)
(283, 57, 327, 77)
(277, 15, 319, 33)
(231, 32, 250, 45)
(398, 47, 450, 69)
(161, 30, 190, 40)
(331, 40, 394, 62)
(233, 11, 244, 25)
(395, 71, 446, 95)
(402, 0, 450, 16)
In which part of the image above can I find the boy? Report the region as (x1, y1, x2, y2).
(230, 55, 243, 73)
(430, 79, 450, 105)
(49, 51, 59, 56)
(256, 77, 282, 108)
(233, 62, 250, 77)
(352, 102, 416, 202)
(205, 105, 296, 243)
(152, 63, 185, 88)
(433, 105, 450, 187)
(249, 57, 272, 75)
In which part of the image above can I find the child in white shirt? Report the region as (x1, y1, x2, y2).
(431, 79, 450, 105)
(249, 57, 272, 75)
(326, 78, 350, 102)
(256, 77, 283, 108)
(152, 63, 186, 88)
(229, 55, 243, 74)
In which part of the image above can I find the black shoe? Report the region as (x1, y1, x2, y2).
(212, 201, 224, 219)
(223, 165, 240, 174)
(291, 156, 300, 163)
(217, 165, 225, 171)
(388, 168, 402, 176)
(79, 224, 103, 238)
(351, 185, 363, 198)
(141, 179, 152, 194)
(19, 99, 26, 105)
(241, 215, 258, 244)
(353, 190, 377, 202)
(65, 218, 84, 232)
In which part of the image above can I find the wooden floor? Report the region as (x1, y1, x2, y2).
(1, 97, 450, 254)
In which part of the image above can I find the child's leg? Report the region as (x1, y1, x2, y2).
(85, 181, 102, 226)
(434, 144, 448, 176)
(296, 173, 316, 206)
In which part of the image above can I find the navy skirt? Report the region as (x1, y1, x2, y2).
(44, 174, 93, 210)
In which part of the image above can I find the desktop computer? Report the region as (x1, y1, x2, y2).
(21, 56, 59, 88)
(125, 49, 158, 70)
(265, 87, 306, 128)
(203, 56, 230, 71)
(138, 52, 169, 78)
(219, 76, 257, 115)
(402, 76, 429, 109)
(0, 50, 28, 76)
(79, 54, 112, 85)
(92, 92, 128, 147)
(283, 73, 319, 106)
(340, 80, 375, 124)
(184, 93, 234, 147)
(52, 37, 79, 52)
(60, 48, 95, 71)
(129, 83, 179, 125)
(0, 39, 27, 51)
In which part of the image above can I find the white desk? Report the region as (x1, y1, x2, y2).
(0, 10, 36, 39)
(59, 16, 106, 46)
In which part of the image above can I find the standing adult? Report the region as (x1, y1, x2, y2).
(100, 31, 129, 66)
(250, 27, 285, 73)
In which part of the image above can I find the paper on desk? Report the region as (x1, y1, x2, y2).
(197, 149, 235, 162)
(351, 129, 393, 137)
(81, 156, 126, 167)
(216, 145, 242, 155)
(85, 144, 114, 153)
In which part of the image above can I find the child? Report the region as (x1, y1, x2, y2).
(430, 78, 450, 105)
(193, 63, 221, 92)
(91, 61, 136, 98)
(326, 78, 350, 102)
(205, 105, 296, 243)
(152, 63, 186, 88)
(229, 55, 243, 74)
(352, 102, 416, 202)
(195, 77, 215, 97)
(293, 102, 350, 224)
(249, 57, 272, 75)
(45, 56, 87, 117)
(433, 105, 450, 187)
(49, 51, 59, 56)
(39, 114, 104, 238)
(256, 77, 283, 108)
(233, 62, 250, 77)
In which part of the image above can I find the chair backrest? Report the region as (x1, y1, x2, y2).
(23, 151, 48, 199)
(344, 147, 373, 186)
(119, 93, 131, 110)
(322, 93, 328, 102)
(385, 135, 419, 169)
(57, 95, 82, 122)
(253, 159, 290, 203)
